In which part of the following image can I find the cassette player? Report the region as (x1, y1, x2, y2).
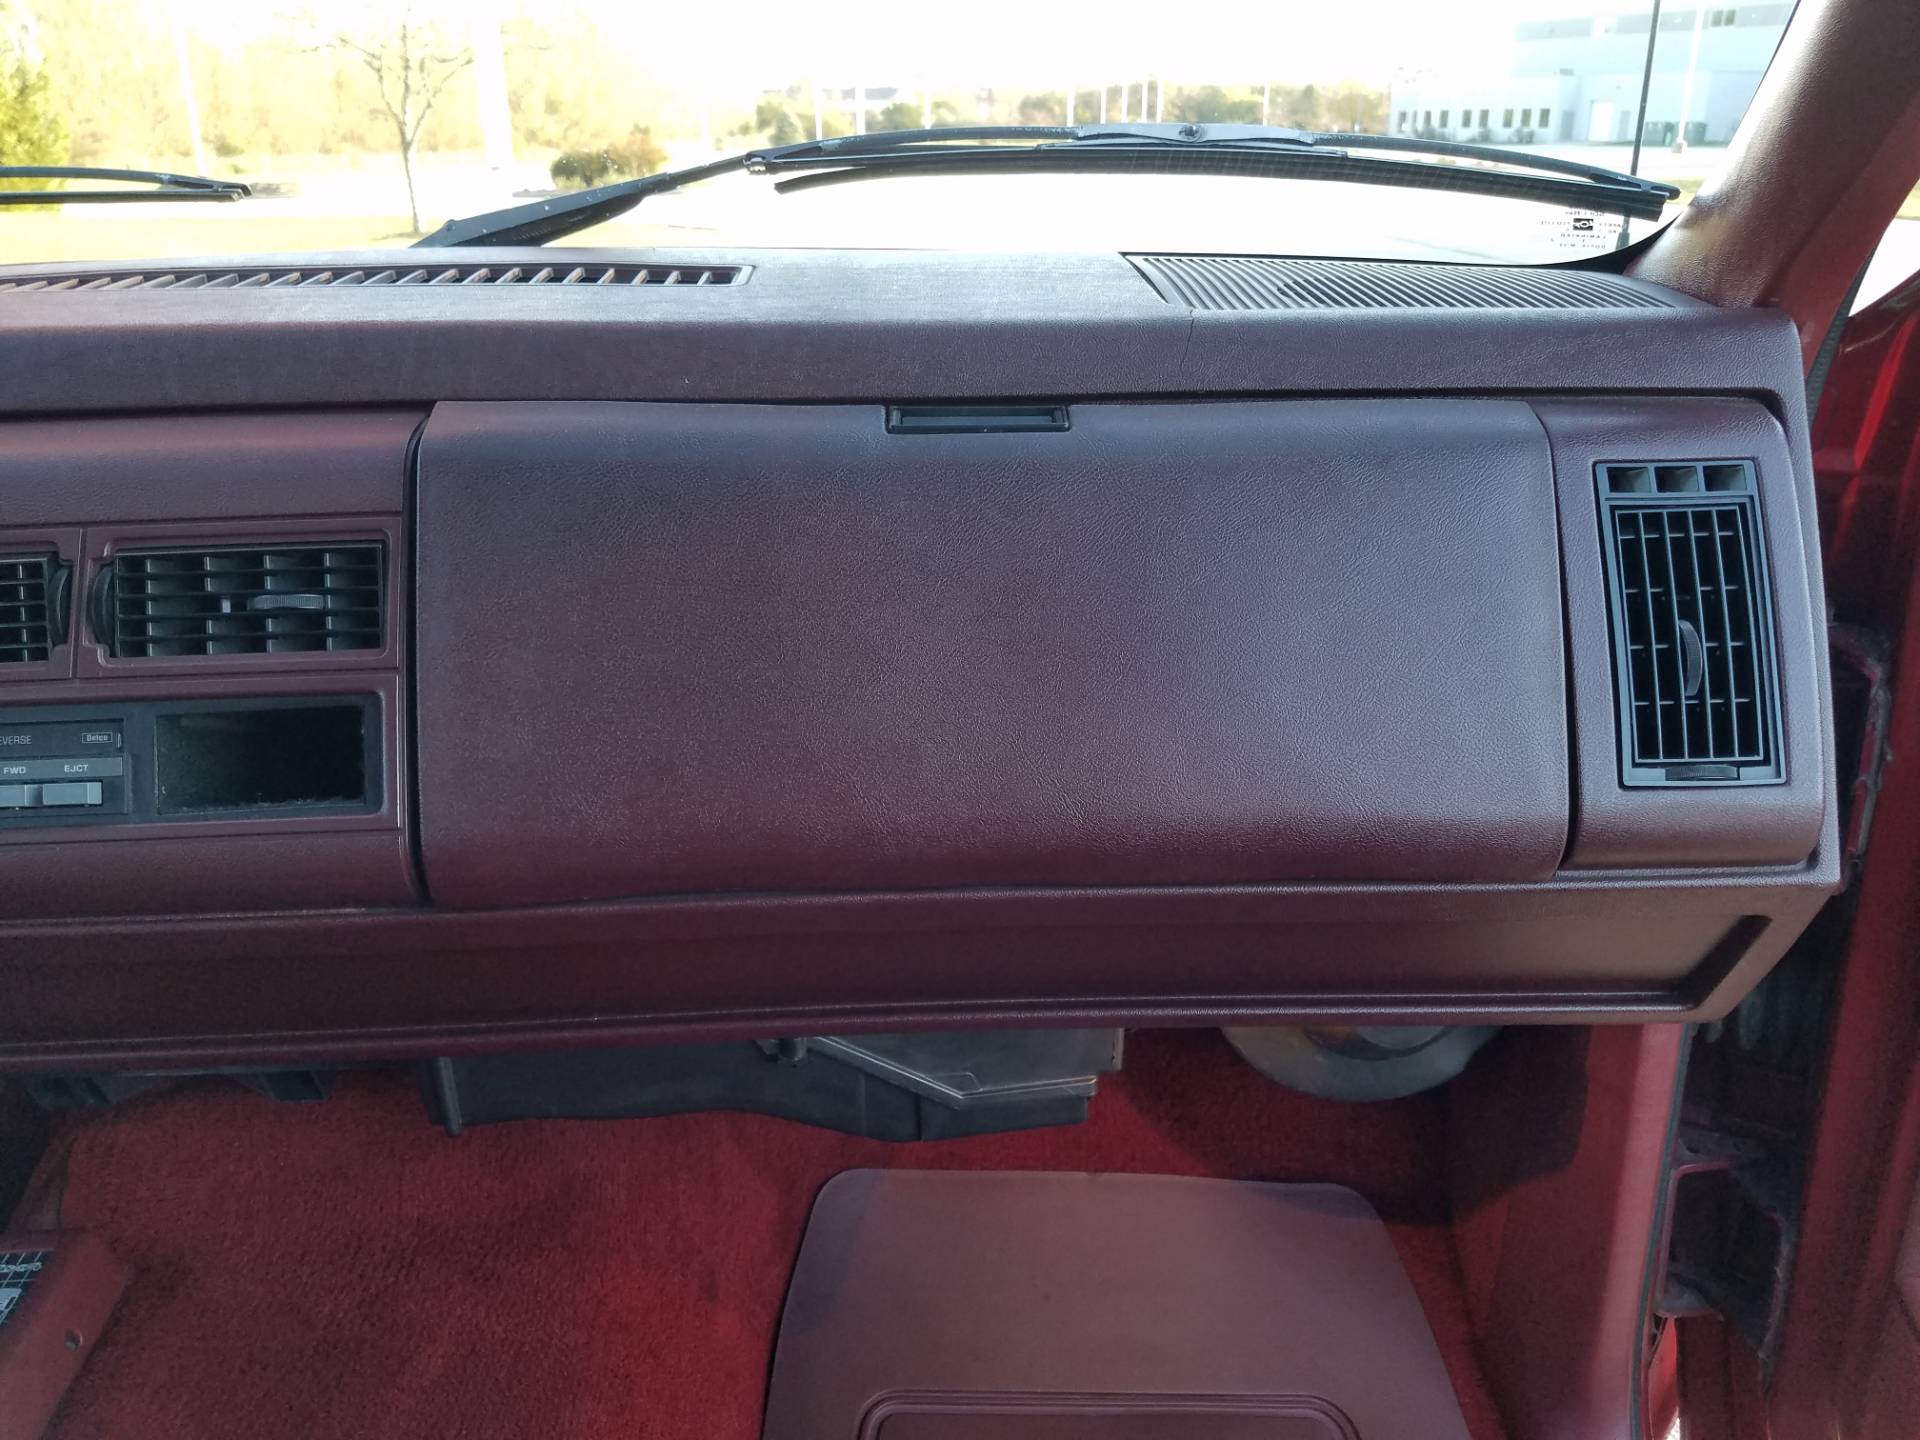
(0, 720, 128, 815)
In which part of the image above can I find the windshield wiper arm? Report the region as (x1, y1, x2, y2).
(0, 166, 251, 206)
(417, 124, 1679, 249)
(415, 152, 743, 248)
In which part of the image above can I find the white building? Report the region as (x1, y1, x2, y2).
(1389, 3, 1791, 147)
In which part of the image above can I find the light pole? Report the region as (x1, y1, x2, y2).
(1673, 2, 1708, 151)
(168, 3, 207, 174)
(470, 2, 514, 171)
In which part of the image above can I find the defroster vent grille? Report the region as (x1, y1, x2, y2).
(101, 544, 385, 658)
(1597, 462, 1782, 786)
(1129, 255, 1673, 311)
(0, 263, 745, 291)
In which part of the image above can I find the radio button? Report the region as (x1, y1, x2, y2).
(39, 782, 102, 807)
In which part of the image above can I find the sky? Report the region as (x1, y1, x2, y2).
(146, 0, 1584, 91)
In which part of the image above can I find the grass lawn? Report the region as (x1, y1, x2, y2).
(0, 213, 421, 267)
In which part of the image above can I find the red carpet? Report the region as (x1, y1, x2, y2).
(26, 1030, 1505, 1440)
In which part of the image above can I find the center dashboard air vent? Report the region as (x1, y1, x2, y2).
(0, 263, 746, 292)
(1, 553, 70, 665)
(1128, 254, 1673, 311)
(1595, 462, 1782, 787)
(94, 544, 385, 658)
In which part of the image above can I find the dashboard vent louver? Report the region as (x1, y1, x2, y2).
(0, 263, 746, 292)
(1596, 462, 1782, 786)
(1, 553, 65, 665)
(100, 544, 385, 658)
(1128, 255, 1672, 311)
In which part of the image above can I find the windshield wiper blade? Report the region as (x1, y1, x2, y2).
(417, 124, 1679, 249)
(0, 166, 251, 206)
(755, 124, 1679, 221)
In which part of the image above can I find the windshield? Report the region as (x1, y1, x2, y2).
(0, 0, 1801, 266)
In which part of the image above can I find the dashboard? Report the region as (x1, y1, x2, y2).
(0, 248, 1838, 1069)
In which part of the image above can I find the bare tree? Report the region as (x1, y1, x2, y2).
(319, 12, 471, 235)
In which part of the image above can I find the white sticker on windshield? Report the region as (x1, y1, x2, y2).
(1539, 210, 1618, 253)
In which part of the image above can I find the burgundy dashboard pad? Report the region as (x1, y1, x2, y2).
(0, 375, 1838, 1056)
(763, 1171, 1469, 1440)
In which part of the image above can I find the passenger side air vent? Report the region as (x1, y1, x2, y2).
(1, 553, 70, 665)
(1128, 255, 1673, 311)
(1596, 462, 1782, 786)
(0, 263, 746, 292)
(96, 544, 385, 658)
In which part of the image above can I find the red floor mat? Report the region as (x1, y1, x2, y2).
(26, 1031, 1505, 1440)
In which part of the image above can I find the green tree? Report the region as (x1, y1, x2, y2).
(1167, 85, 1261, 125)
(0, 57, 67, 196)
(750, 96, 804, 146)
(734, 90, 859, 147)
(550, 125, 667, 189)
(1018, 92, 1067, 124)
(26, 1, 175, 166)
(1276, 84, 1327, 130)
(1324, 81, 1387, 134)
(872, 98, 957, 132)
(605, 128, 667, 176)
(502, 12, 677, 156)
